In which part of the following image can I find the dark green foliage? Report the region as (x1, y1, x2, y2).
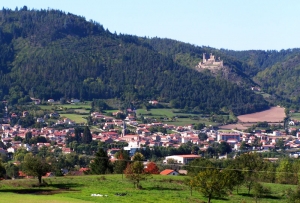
(0, 160, 5, 179)
(89, 148, 110, 174)
(0, 8, 268, 115)
(113, 149, 130, 174)
(82, 126, 92, 144)
(198, 132, 208, 141)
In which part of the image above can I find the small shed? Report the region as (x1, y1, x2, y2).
(160, 169, 179, 176)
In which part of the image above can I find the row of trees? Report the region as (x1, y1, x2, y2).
(186, 153, 300, 202)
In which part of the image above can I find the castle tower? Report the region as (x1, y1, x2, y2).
(202, 53, 206, 63)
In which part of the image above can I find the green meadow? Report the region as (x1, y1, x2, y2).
(136, 108, 216, 126)
(0, 175, 295, 203)
(37, 102, 91, 124)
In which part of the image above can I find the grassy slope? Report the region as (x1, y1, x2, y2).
(38, 103, 91, 124)
(0, 175, 295, 203)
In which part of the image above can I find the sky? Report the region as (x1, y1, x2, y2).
(2, 0, 300, 51)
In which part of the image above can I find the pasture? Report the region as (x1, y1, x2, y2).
(59, 113, 88, 124)
(0, 175, 295, 203)
(136, 108, 216, 126)
(291, 112, 300, 121)
(38, 102, 91, 124)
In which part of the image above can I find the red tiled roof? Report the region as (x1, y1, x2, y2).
(160, 169, 175, 175)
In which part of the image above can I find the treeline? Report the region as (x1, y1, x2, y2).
(186, 153, 300, 202)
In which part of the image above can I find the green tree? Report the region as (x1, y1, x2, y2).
(252, 182, 271, 203)
(113, 150, 129, 174)
(276, 158, 297, 184)
(191, 167, 228, 203)
(22, 155, 51, 185)
(125, 152, 149, 189)
(276, 138, 285, 151)
(5, 162, 19, 179)
(0, 160, 5, 179)
(24, 131, 32, 143)
(234, 153, 264, 194)
(198, 133, 208, 141)
(218, 141, 232, 155)
(223, 165, 244, 194)
(89, 148, 110, 174)
(82, 126, 92, 144)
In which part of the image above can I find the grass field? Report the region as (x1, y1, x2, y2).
(0, 175, 296, 203)
(291, 112, 300, 120)
(37, 103, 91, 124)
(59, 114, 88, 124)
(39, 103, 91, 111)
(136, 108, 217, 126)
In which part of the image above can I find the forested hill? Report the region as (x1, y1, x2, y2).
(0, 7, 269, 115)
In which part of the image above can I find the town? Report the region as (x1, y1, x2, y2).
(0, 98, 299, 177)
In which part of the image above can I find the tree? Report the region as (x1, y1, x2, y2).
(24, 131, 32, 143)
(223, 165, 244, 194)
(5, 162, 19, 179)
(89, 148, 110, 174)
(113, 150, 129, 174)
(234, 153, 264, 194)
(0, 160, 5, 179)
(144, 162, 159, 174)
(276, 138, 285, 151)
(252, 182, 271, 203)
(22, 155, 51, 185)
(82, 126, 92, 144)
(276, 158, 297, 184)
(74, 127, 83, 143)
(191, 167, 228, 203)
(198, 133, 208, 141)
(218, 141, 232, 155)
(125, 152, 149, 189)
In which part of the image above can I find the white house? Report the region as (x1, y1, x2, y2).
(48, 99, 55, 103)
(163, 155, 201, 164)
(71, 99, 80, 103)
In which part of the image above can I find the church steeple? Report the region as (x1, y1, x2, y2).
(122, 120, 126, 137)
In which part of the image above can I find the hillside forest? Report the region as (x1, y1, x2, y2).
(0, 7, 300, 115)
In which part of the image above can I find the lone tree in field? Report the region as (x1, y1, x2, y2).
(22, 155, 51, 185)
(192, 167, 228, 203)
(125, 152, 149, 189)
(89, 148, 110, 174)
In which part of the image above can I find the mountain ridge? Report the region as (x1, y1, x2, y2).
(0, 7, 287, 115)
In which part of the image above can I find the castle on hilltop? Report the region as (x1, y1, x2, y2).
(196, 53, 223, 70)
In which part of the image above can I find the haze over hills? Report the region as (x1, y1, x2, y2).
(0, 7, 299, 115)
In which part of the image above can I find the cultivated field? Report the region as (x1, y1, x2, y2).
(237, 107, 285, 123)
(0, 175, 295, 203)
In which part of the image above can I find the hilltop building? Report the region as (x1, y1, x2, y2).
(196, 53, 223, 70)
